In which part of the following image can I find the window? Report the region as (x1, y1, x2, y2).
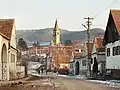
(113, 47, 116, 56)
(107, 48, 110, 56)
(11, 54, 15, 63)
(117, 46, 120, 55)
(75, 50, 79, 52)
(70, 64, 73, 68)
(82, 60, 86, 66)
(112, 46, 120, 56)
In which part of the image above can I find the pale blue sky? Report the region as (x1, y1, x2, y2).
(1, 0, 120, 30)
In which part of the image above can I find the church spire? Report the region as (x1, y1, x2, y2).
(54, 19, 58, 29)
(53, 19, 61, 45)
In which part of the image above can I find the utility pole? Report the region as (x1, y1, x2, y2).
(83, 17, 93, 78)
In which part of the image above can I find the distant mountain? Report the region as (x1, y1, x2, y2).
(16, 28, 104, 45)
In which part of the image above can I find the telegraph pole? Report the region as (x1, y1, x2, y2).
(83, 17, 93, 77)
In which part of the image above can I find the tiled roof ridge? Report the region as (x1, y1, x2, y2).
(0, 19, 14, 41)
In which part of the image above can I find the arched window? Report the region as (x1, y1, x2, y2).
(107, 48, 110, 56)
(112, 47, 116, 56)
(117, 46, 120, 55)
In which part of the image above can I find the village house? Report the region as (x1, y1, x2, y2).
(51, 45, 72, 69)
(28, 41, 51, 61)
(70, 41, 94, 76)
(81, 41, 94, 76)
(0, 19, 17, 80)
(91, 37, 106, 77)
(103, 9, 120, 78)
(72, 43, 82, 75)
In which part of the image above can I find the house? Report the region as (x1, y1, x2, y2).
(51, 45, 72, 69)
(69, 41, 94, 76)
(72, 44, 82, 75)
(103, 9, 120, 78)
(0, 19, 17, 80)
(91, 37, 106, 77)
(79, 41, 94, 76)
(28, 41, 51, 61)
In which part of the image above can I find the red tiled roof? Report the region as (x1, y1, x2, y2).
(111, 9, 120, 33)
(0, 19, 14, 40)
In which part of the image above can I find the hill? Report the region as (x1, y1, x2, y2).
(16, 28, 104, 45)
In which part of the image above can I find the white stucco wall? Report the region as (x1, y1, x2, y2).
(10, 23, 16, 48)
(0, 36, 9, 80)
(106, 41, 120, 69)
(91, 53, 106, 72)
(73, 57, 87, 75)
(16, 66, 25, 78)
(97, 54, 106, 62)
(8, 22, 17, 79)
(91, 40, 106, 72)
(9, 48, 17, 79)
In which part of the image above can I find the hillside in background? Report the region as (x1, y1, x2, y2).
(16, 28, 104, 45)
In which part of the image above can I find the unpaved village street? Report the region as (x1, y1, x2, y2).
(0, 75, 120, 90)
(54, 76, 120, 90)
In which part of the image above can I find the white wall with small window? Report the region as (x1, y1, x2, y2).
(106, 40, 120, 69)
(11, 54, 15, 63)
(73, 57, 87, 75)
(9, 47, 17, 79)
(80, 57, 87, 75)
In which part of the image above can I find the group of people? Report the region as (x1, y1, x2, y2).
(37, 67, 48, 75)
(37, 68, 44, 74)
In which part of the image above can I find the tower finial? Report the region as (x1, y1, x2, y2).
(55, 19, 58, 28)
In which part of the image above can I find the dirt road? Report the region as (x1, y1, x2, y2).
(0, 75, 120, 90)
(53, 76, 120, 90)
(0, 75, 63, 90)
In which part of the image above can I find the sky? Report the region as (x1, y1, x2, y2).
(0, 0, 120, 31)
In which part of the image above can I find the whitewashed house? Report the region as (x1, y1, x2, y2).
(69, 44, 82, 75)
(82, 41, 94, 76)
(70, 41, 93, 76)
(91, 37, 106, 77)
(0, 19, 17, 80)
(103, 9, 120, 78)
(74, 43, 87, 75)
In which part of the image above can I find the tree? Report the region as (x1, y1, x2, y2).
(18, 38, 28, 51)
(64, 40, 72, 46)
(17, 38, 28, 76)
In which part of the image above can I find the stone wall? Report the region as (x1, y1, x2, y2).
(16, 66, 25, 79)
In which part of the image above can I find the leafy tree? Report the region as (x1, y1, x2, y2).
(18, 38, 28, 51)
(17, 38, 28, 76)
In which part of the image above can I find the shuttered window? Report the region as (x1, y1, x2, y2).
(107, 48, 110, 56)
(113, 47, 116, 56)
(117, 46, 120, 55)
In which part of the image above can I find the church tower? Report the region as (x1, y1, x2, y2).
(53, 19, 61, 45)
